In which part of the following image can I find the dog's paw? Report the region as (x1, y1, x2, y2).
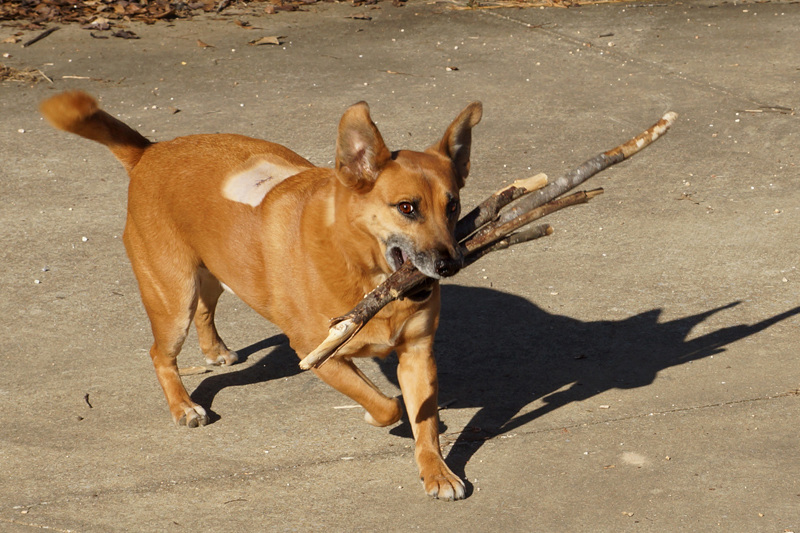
(176, 404, 209, 428)
(205, 349, 238, 367)
(420, 460, 466, 501)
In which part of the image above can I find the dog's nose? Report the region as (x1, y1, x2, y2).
(434, 257, 461, 278)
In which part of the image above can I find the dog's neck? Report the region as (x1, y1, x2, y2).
(296, 172, 392, 303)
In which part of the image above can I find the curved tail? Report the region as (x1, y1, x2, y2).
(40, 91, 152, 172)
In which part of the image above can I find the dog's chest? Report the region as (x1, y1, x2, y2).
(335, 303, 434, 359)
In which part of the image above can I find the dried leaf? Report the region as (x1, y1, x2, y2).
(249, 35, 283, 46)
(347, 13, 372, 20)
(197, 39, 214, 48)
(2, 36, 21, 44)
(112, 30, 140, 40)
(83, 17, 111, 31)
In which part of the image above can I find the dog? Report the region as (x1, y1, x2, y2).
(40, 91, 482, 500)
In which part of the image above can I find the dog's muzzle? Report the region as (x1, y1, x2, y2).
(385, 236, 463, 280)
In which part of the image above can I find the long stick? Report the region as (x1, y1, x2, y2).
(298, 112, 677, 370)
(493, 112, 677, 227)
(23, 27, 59, 47)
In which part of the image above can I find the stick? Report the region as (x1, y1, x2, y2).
(23, 27, 59, 47)
(299, 261, 427, 370)
(461, 224, 553, 267)
(298, 190, 598, 371)
(463, 188, 604, 255)
(298, 112, 677, 370)
(455, 173, 548, 240)
(494, 112, 677, 227)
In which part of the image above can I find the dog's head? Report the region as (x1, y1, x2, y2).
(335, 101, 482, 281)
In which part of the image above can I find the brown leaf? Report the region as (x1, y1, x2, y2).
(112, 30, 140, 40)
(197, 39, 214, 48)
(347, 13, 372, 20)
(2, 36, 21, 44)
(249, 35, 283, 46)
(82, 17, 111, 31)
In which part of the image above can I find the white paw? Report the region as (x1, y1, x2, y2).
(177, 405, 208, 428)
(205, 350, 238, 366)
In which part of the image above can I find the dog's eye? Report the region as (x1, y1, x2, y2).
(447, 198, 460, 217)
(397, 202, 415, 216)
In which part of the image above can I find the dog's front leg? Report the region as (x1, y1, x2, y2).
(397, 341, 465, 501)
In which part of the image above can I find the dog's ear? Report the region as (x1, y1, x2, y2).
(429, 102, 482, 188)
(335, 102, 392, 191)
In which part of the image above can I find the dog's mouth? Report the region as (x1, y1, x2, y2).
(389, 246, 408, 272)
(387, 246, 434, 302)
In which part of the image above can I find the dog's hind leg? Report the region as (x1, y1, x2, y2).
(124, 224, 208, 428)
(313, 358, 403, 427)
(195, 268, 238, 367)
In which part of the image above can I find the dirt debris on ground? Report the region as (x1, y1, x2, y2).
(0, 0, 395, 27)
(0, 62, 51, 83)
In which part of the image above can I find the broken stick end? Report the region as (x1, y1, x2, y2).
(662, 111, 678, 125)
(298, 318, 359, 370)
(512, 173, 548, 193)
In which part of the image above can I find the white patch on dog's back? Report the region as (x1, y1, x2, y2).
(223, 154, 310, 207)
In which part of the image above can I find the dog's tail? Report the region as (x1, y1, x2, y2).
(40, 91, 152, 172)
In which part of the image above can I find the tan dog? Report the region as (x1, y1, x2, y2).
(40, 91, 481, 500)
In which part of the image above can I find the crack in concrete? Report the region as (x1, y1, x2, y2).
(492, 388, 800, 440)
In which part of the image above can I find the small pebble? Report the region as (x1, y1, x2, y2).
(82, 236, 88, 242)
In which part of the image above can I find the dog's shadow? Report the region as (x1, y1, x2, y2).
(376, 285, 800, 495)
(190, 334, 301, 422)
(192, 284, 799, 497)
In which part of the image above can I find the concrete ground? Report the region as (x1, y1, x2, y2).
(1, 0, 799, 530)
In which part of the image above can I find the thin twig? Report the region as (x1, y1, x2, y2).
(463, 188, 604, 255)
(456, 173, 548, 240)
(23, 27, 59, 47)
(462, 224, 553, 267)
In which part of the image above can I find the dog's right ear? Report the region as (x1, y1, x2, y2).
(335, 102, 392, 191)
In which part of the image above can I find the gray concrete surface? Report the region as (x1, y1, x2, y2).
(2, 1, 799, 531)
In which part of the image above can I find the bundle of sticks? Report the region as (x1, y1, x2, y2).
(299, 111, 677, 370)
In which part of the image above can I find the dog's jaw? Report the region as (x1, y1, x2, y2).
(379, 238, 437, 302)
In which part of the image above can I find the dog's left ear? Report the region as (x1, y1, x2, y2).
(336, 102, 392, 191)
(429, 102, 483, 188)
